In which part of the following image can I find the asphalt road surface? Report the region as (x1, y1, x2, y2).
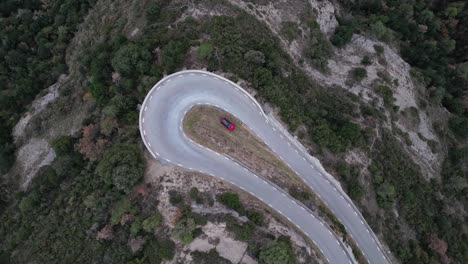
(139, 70, 390, 264)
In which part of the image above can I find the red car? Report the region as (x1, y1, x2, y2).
(220, 117, 235, 131)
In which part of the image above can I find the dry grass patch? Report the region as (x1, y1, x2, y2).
(183, 105, 304, 191)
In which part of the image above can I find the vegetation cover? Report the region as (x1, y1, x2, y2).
(0, 0, 467, 263)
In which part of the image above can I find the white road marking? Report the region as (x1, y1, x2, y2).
(150, 95, 153, 100)
(166, 159, 171, 162)
(144, 106, 148, 112)
(354, 211, 358, 216)
(166, 79, 172, 83)
(360, 220, 364, 224)
(189, 73, 195, 76)
(347, 203, 351, 207)
(143, 130, 146, 135)
(272, 127, 276, 131)
(155, 152, 159, 155)
(287, 217, 291, 221)
(148, 142, 152, 147)
(142, 118, 145, 123)
(177, 163, 182, 166)
(282, 193, 286, 197)
(301, 207, 305, 211)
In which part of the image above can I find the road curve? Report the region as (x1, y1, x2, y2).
(139, 70, 390, 264)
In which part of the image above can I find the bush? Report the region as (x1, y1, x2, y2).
(51, 136, 74, 155)
(288, 188, 311, 202)
(146, 2, 161, 23)
(448, 116, 468, 138)
(198, 43, 213, 60)
(361, 55, 372, 65)
(111, 43, 151, 77)
(218, 192, 244, 214)
(351, 67, 367, 82)
(331, 21, 355, 47)
(169, 190, 184, 206)
(189, 187, 203, 204)
(280, 21, 301, 41)
(96, 144, 144, 193)
(370, 21, 392, 41)
(226, 219, 255, 241)
(259, 240, 296, 264)
(246, 210, 264, 225)
(373, 44, 384, 54)
(375, 85, 395, 109)
(140, 238, 175, 263)
(142, 213, 162, 233)
(173, 217, 196, 244)
(192, 249, 231, 264)
(304, 21, 333, 71)
(110, 198, 134, 225)
(190, 212, 207, 226)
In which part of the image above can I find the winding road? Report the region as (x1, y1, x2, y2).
(139, 70, 390, 264)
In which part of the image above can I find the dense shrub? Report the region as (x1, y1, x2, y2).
(191, 249, 231, 264)
(351, 67, 368, 82)
(218, 192, 244, 214)
(96, 144, 144, 193)
(259, 239, 296, 264)
(331, 19, 356, 47)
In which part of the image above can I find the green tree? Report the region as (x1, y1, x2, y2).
(218, 192, 244, 214)
(96, 144, 144, 193)
(111, 198, 135, 224)
(331, 19, 355, 47)
(198, 43, 213, 60)
(351, 67, 367, 82)
(142, 213, 162, 233)
(173, 218, 196, 244)
(111, 43, 151, 77)
(449, 116, 468, 138)
(259, 240, 296, 264)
